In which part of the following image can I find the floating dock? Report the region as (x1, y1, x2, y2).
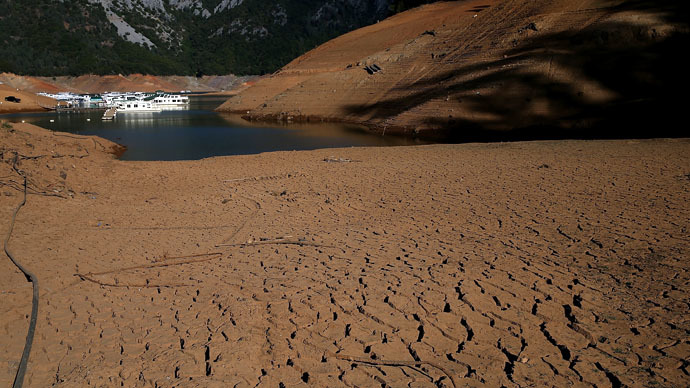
(102, 108, 117, 120)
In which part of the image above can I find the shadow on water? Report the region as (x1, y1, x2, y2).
(346, 0, 689, 142)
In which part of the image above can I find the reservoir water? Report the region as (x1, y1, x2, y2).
(2, 96, 423, 161)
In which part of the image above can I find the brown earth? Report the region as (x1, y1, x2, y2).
(0, 73, 256, 95)
(216, 0, 689, 139)
(1, 122, 689, 387)
(0, 84, 59, 114)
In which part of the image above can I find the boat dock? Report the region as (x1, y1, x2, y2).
(102, 107, 117, 120)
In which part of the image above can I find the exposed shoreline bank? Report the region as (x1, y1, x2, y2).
(216, 0, 688, 140)
(1, 122, 689, 387)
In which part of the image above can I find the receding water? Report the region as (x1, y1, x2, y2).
(2, 96, 423, 161)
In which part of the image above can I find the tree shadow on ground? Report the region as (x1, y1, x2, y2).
(346, 0, 689, 142)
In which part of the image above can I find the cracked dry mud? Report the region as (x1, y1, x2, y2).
(1, 123, 689, 387)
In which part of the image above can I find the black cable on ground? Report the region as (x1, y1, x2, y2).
(4, 176, 39, 388)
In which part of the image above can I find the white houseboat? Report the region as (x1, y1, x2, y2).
(150, 93, 189, 108)
(116, 100, 161, 112)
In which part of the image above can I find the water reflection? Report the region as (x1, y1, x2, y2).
(1, 95, 424, 161)
(114, 113, 158, 126)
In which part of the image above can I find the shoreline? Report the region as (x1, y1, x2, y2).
(0, 107, 53, 115)
(223, 107, 690, 143)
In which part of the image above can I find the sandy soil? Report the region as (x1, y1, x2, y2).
(0, 85, 58, 114)
(216, 0, 688, 137)
(0, 73, 256, 95)
(1, 122, 689, 387)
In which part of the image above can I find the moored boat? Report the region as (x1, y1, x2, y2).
(149, 93, 190, 108)
(116, 100, 161, 112)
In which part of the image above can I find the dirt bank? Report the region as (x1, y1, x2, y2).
(217, 0, 689, 139)
(0, 73, 257, 94)
(1, 122, 689, 387)
(0, 85, 58, 114)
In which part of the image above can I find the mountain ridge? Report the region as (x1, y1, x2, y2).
(0, 0, 399, 76)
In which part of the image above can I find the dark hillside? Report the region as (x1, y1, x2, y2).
(0, 0, 402, 76)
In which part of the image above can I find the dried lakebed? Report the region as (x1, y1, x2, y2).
(1, 124, 689, 387)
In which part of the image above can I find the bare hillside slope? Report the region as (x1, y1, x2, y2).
(217, 0, 689, 139)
